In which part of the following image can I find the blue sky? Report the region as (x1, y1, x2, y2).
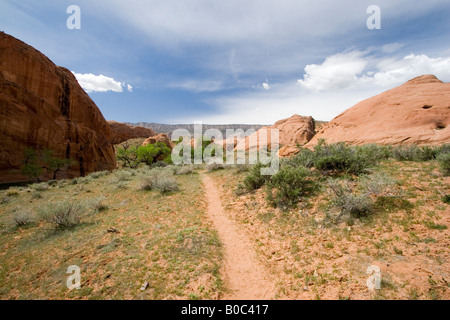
(1, 0, 450, 124)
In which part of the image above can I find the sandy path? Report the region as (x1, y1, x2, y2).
(201, 173, 276, 300)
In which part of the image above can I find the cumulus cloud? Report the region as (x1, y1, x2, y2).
(364, 54, 450, 87)
(262, 82, 270, 90)
(298, 51, 450, 92)
(297, 52, 367, 92)
(72, 72, 132, 93)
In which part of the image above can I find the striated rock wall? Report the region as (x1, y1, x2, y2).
(0, 32, 116, 183)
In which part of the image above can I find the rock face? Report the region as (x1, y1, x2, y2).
(0, 32, 116, 183)
(108, 121, 156, 144)
(306, 75, 450, 148)
(235, 114, 315, 151)
(142, 133, 175, 150)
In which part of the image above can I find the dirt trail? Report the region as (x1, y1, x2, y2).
(201, 173, 276, 300)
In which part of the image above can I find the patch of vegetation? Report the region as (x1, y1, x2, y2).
(266, 165, 317, 209)
(38, 201, 86, 229)
(241, 163, 271, 192)
(116, 142, 172, 168)
(12, 212, 33, 227)
(21, 147, 74, 181)
(424, 220, 447, 231)
(436, 152, 450, 176)
(138, 169, 179, 194)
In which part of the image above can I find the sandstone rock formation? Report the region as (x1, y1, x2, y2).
(108, 121, 156, 144)
(142, 133, 175, 150)
(305, 75, 450, 148)
(235, 114, 315, 152)
(0, 32, 116, 183)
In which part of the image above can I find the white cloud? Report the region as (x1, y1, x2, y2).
(363, 54, 450, 87)
(298, 51, 450, 92)
(72, 72, 132, 93)
(181, 51, 450, 124)
(297, 51, 367, 92)
(262, 82, 270, 90)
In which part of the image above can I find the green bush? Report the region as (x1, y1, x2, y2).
(38, 201, 86, 228)
(242, 163, 271, 191)
(117, 143, 172, 168)
(437, 152, 450, 176)
(266, 166, 316, 209)
(137, 142, 171, 166)
(313, 141, 379, 175)
(288, 148, 315, 168)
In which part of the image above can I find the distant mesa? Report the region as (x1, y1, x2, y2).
(108, 121, 156, 145)
(305, 74, 450, 148)
(0, 32, 116, 183)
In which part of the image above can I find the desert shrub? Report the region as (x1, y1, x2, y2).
(437, 152, 450, 176)
(313, 141, 379, 175)
(6, 189, 19, 197)
(327, 179, 373, 218)
(288, 148, 315, 168)
(437, 144, 450, 155)
(47, 180, 58, 186)
(69, 178, 78, 185)
(113, 170, 133, 182)
(359, 172, 398, 196)
(12, 212, 33, 227)
(390, 144, 441, 161)
(175, 165, 194, 175)
(89, 171, 110, 179)
(33, 182, 49, 192)
(156, 176, 179, 193)
(91, 197, 108, 212)
(31, 191, 42, 199)
(442, 195, 450, 204)
(38, 201, 86, 228)
(207, 163, 225, 172)
(138, 171, 178, 194)
(266, 166, 316, 209)
(242, 163, 271, 191)
(234, 163, 251, 173)
(152, 160, 169, 168)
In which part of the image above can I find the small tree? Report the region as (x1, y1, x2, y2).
(137, 142, 171, 166)
(21, 148, 73, 181)
(116, 145, 140, 168)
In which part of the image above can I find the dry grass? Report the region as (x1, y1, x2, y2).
(0, 168, 223, 300)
